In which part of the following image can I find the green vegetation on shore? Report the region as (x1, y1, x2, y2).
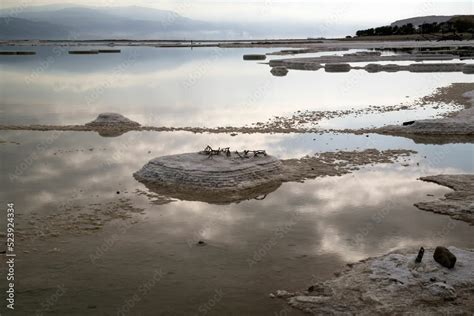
(355, 15, 473, 38)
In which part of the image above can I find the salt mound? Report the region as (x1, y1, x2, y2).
(85, 113, 140, 127)
(133, 151, 283, 203)
(271, 67, 289, 77)
(324, 63, 351, 72)
(243, 54, 266, 61)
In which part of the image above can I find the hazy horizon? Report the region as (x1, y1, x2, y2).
(1, 0, 472, 25)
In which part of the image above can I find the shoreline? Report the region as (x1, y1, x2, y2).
(1, 38, 474, 49)
(1, 83, 472, 141)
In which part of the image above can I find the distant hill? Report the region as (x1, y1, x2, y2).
(0, 17, 73, 39)
(391, 15, 453, 28)
(0, 5, 215, 39)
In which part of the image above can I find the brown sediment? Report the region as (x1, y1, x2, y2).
(415, 175, 474, 225)
(416, 83, 474, 109)
(271, 247, 474, 315)
(16, 198, 145, 241)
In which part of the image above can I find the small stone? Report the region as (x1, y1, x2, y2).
(433, 246, 456, 269)
(307, 285, 315, 292)
(197, 240, 206, 246)
(116, 191, 120, 194)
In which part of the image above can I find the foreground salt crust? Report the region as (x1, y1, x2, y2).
(272, 247, 474, 315)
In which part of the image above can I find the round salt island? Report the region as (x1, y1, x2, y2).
(85, 113, 140, 137)
(86, 112, 140, 127)
(133, 151, 284, 204)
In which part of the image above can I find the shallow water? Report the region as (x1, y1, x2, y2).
(0, 46, 472, 128)
(0, 45, 473, 315)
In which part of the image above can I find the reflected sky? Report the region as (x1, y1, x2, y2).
(1, 45, 473, 315)
(0, 130, 473, 315)
(1, 46, 472, 128)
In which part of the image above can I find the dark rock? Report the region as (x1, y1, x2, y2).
(307, 285, 314, 292)
(415, 247, 425, 263)
(197, 240, 206, 246)
(433, 246, 457, 269)
(403, 120, 416, 126)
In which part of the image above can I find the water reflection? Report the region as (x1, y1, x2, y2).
(1, 130, 474, 315)
(1, 46, 472, 128)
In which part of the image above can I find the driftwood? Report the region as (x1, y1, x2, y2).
(200, 145, 267, 159)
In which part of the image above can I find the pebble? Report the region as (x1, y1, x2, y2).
(433, 246, 457, 269)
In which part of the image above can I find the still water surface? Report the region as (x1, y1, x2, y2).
(0, 46, 473, 315)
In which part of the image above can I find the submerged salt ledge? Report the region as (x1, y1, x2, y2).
(273, 247, 474, 314)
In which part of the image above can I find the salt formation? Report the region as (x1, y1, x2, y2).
(134, 147, 283, 203)
(85, 113, 141, 136)
(243, 54, 266, 61)
(270, 66, 289, 76)
(415, 174, 474, 225)
(324, 63, 351, 72)
(377, 90, 474, 136)
(134, 148, 416, 203)
(272, 247, 474, 314)
(85, 113, 140, 128)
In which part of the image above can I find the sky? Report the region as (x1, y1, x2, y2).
(1, 0, 472, 25)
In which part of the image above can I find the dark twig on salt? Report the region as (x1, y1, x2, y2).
(201, 145, 267, 159)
